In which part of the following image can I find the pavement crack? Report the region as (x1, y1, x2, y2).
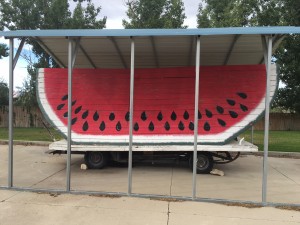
(29, 159, 82, 188)
(270, 164, 300, 186)
(167, 202, 170, 225)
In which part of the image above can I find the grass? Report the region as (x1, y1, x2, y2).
(242, 130, 300, 152)
(0, 128, 299, 152)
(0, 127, 63, 142)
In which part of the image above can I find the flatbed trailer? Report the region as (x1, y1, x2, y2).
(49, 137, 257, 173)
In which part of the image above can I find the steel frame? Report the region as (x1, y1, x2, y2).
(4, 33, 292, 207)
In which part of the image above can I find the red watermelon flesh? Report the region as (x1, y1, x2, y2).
(37, 65, 271, 144)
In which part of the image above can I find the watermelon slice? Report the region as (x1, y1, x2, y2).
(37, 65, 277, 144)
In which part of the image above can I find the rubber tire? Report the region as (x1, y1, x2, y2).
(84, 151, 108, 169)
(189, 152, 214, 174)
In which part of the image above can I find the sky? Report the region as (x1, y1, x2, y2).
(0, 0, 200, 90)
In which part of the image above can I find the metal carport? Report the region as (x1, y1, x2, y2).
(1, 27, 300, 206)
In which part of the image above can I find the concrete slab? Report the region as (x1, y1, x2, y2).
(0, 145, 300, 204)
(0, 193, 168, 225)
(169, 201, 300, 225)
(0, 190, 300, 225)
(0, 189, 20, 201)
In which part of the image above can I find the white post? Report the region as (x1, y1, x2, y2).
(192, 36, 201, 199)
(8, 38, 14, 187)
(66, 39, 73, 191)
(262, 35, 272, 204)
(128, 38, 135, 195)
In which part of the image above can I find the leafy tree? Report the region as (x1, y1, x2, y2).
(0, 43, 8, 59)
(0, 0, 106, 109)
(0, 78, 9, 106)
(197, 0, 300, 113)
(123, 0, 186, 28)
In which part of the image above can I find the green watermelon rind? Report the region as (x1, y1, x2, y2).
(36, 65, 278, 146)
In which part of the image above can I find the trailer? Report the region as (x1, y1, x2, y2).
(48, 137, 254, 173)
(32, 29, 278, 173)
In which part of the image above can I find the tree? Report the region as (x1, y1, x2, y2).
(197, 0, 300, 113)
(0, 43, 8, 59)
(0, 79, 9, 106)
(0, 0, 106, 109)
(123, 0, 186, 28)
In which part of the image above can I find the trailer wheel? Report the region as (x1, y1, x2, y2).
(84, 151, 108, 169)
(189, 152, 213, 174)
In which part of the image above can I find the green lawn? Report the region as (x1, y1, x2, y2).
(242, 130, 300, 152)
(0, 128, 299, 152)
(0, 127, 63, 142)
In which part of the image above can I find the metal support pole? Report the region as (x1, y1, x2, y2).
(66, 40, 74, 191)
(8, 38, 14, 188)
(262, 35, 272, 204)
(13, 39, 25, 69)
(192, 36, 201, 199)
(66, 38, 80, 192)
(128, 38, 135, 195)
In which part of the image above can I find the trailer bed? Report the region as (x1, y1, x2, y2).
(49, 138, 258, 153)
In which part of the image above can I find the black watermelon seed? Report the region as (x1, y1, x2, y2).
(93, 111, 99, 121)
(205, 109, 213, 118)
(99, 121, 105, 131)
(157, 111, 163, 121)
(134, 122, 139, 131)
(109, 112, 115, 121)
(227, 99, 236, 106)
(71, 117, 77, 125)
(61, 94, 68, 101)
(125, 112, 130, 121)
(83, 121, 89, 131)
(116, 121, 121, 131)
(240, 104, 248, 112)
(178, 121, 185, 130)
(229, 111, 238, 118)
(198, 110, 202, 119)
(141, 111, 147, 121)
(216, 106, 224, 114)
(183, 110, 189, 120)
(171, 111, 177, 121)
(217, 119, 226, 127)
(72, 100, 77, 106)
(189, 122, 194, 131)
(149, 121, 154, 131)
(204, 122, 210, 131)
(164, 122, 170, 131)
(57, 103, 65, 110)
(63, 112, 68, 117)
(74, 106, 82, 114)
(82, 110, 89, 119)
(237, 92, 247, 99)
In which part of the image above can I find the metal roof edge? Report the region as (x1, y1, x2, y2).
(1, 26, 300, 37)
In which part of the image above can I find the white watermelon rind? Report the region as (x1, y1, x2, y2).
(36, 65, 278, 145)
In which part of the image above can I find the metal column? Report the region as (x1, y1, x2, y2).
(8, 38, 14, 188)
(66, 38, 80, 191)
(262, 35, 272, 204)
(8, 38, 25, 187)
(128, 38, 135, 195)
(192, 36, 201, 199)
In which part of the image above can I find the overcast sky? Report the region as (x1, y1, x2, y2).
(0, 0, 200, 89)
(70, 0, 199, 28)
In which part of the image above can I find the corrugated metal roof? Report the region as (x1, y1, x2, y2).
(1, 27, 299, 68)
(1, 26, 300, 37)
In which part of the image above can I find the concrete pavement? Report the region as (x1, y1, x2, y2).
(0, 189, 300, 225)
(0, 144, 300, 224)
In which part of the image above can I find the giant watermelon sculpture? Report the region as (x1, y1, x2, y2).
(37, 64, 277, 145)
